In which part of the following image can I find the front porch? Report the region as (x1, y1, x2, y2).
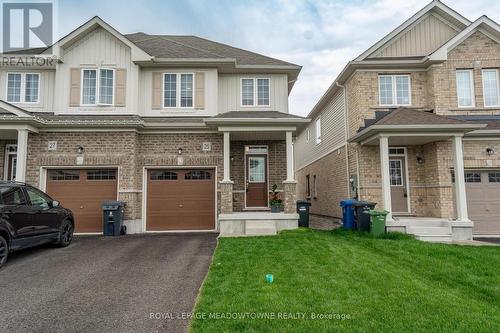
(204, 113, 308, 236)
(350, 108, 486, 241)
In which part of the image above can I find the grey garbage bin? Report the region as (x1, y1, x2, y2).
(352, 201, 376, 232)
(102, 201, 126, 236)
(296, 200, 311, 227)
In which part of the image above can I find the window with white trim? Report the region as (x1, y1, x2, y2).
(81, 68, 114, 106)
(163, 73, 193, 108)
(378, 75, 410, 106)
(456, 70, 475, 107)
(7, 72, 40, 103)
(315, 118, 322, 144)
(482, 69, 500, 107)
(240, 78, 270, 106)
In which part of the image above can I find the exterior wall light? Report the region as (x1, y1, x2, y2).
(416, 155, 424, 165)
(77, 146, 84, 154)
(486, 148, 495, 156)
(178, 147, 183, 155)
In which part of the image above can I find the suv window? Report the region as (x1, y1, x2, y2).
(0, 186, 27, 205)
(26, 188, 51, 208)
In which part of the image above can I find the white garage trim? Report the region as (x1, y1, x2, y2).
(141, 166, 218, 233)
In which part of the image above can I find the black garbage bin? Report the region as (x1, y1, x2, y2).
(296, 200, 311, 227)
(352, 201, 376, 232)
(102, 201, 126, 236)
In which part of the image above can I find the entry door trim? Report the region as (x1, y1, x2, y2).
(389, 147, 411, 214)
(244, 145, 269, 209)
(3, 144, 17, 180)
(142, 166, 218, 233)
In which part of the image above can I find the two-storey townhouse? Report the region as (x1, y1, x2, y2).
(295, 0, 500, 241)
(0, 17, 308, 236)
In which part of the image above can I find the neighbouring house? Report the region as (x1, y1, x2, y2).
(0, 17, 308, 236)
(295, 0, 500, 241)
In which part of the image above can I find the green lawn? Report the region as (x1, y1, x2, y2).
(190, 229, 500, 333)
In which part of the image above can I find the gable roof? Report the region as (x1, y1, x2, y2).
(356, 0, 470, 61)
(125, 33, 298, 67)
(430, 15, 500, 60)
(0, 100, 34, 118)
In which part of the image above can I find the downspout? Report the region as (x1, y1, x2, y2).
(336, 81, 351, 198)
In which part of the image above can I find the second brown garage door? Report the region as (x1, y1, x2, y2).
(465, 170, 500, 235)
(46, 169, 118, 233)
(146, 169, 215, 231)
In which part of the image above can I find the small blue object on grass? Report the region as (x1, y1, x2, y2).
(265, 274, 274, 283)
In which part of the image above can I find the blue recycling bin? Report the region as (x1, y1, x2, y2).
(340, 199, 356, 230)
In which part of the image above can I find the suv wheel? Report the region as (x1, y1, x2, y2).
(0, 235, 8, 269)
(57, 220, 74, 247)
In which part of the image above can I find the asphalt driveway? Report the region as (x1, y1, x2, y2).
(0, 233, 218, 333)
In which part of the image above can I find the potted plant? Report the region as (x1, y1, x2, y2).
(269, 184, 283, 213)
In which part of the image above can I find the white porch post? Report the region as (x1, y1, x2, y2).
(223, 131, 231, 182)
(285, 131, 294, 181)
(15, 129, 28, 182)
(379, 135, 392, 220)
(452, 135, 469, 222)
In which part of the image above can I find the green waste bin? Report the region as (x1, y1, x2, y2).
(368, 210, 389, 236)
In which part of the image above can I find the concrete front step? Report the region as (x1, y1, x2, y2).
(245, 220, 277, 235)
(407, 226, 452, 235)
(398, 219, 450, 227)
(415, 235, 453, 242)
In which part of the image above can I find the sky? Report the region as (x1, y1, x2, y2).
(55, 0, 500, 116)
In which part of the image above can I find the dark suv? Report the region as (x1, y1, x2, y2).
(0, 182, 74, 268)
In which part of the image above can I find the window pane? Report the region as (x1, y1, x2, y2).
(242, 79, 254, 106)
(0, 186, 26, 205)
(396, 76, 410, 105)
(87, 169, 116, 180)
(7, 73, 22, 102)
(257, 78, 269, 106)
(24, 73, 39, 103)
(99, 69, 114, 105)
(379, 76, 393, 105)
(389, 160, 403, 186)
(26, 189, 50, 208)
(185, 170, 211, 180)
(150, 171, 177, 180)
(164, 74, 176, 107)
(82, 70, 97, 104)
(483, 70, 499, 107)
(488, 172, 500, 183)
(180, 74, 193, 107)
(248, 157, 265, 182)
(315, 118, 322, 144)
(49, 170, 80, 181)
(456, 71, 473, 107)
(465, 172, 481, 183)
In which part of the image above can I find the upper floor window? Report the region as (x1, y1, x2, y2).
(241, 78, 270, 107)
(81, 68, 114, 106)
(315, 118, 322, 144)
(7, 72, 40, 103)
(378, 75, 410, 106)
(456, 70, 474, 107)
(163, 73, 193, 108)
(482, 69, 500, 107)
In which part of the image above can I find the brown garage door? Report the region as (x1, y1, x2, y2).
(46, 169, 118, 233)
(465, 171, 500, 235)
(147, 169, 215, 231)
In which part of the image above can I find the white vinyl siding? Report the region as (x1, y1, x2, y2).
(294, 90, 346, 170)
(240, 78, 270, 107)
(482, 69, 500, 107)
(456, 70, 475, 107)
(163, 73, 193, 108)
(315, 118, 322, 144)
(378, 75, 411, 106)
(6, 72, 40, 103)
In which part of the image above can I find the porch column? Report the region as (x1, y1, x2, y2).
(379, 135, 392, 221)
(15, 129, 28, 182)
(283, 131, 297, 214)
(220, 131, 233, 214)
(452, 135, 469, 221)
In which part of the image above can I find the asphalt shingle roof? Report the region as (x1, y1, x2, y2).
(211, 111, 305, 119)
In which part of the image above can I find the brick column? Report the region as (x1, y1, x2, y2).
(283, 180, 297, 214)
(220, 181, 234, 214)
